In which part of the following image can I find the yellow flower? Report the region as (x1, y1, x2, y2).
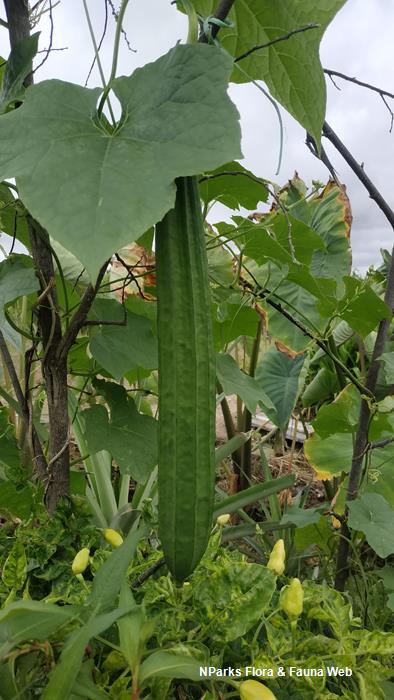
(313, 469, 334, 481)
(71, 548, 90, 575)
(332, 515, 341, 529)
(216, 513, 231, 526)
(103, 529, 124, 548)
(280, 577, 304, 619)
(240, 679, 278, 699)
(267, 539, 285, 576)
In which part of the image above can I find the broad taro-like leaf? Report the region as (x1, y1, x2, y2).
(216, 352, 273, 414)
(255, 346, 305, 429)
(83, 380, 157, 481)
(212, 300, 259, 350)
(177, 0, 346, 143)
(348, 494, 394, 559)
(0, 43, 241, 278)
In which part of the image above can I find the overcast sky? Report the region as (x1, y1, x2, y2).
(1, 0, 393, 272)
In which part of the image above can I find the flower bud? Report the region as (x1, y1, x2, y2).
(216, 513, 231, 526)
(240, 679, 278, 700)
(267, 539, 285, 576)
(103, 529, 123, 548)
(71, 547, 90, 575)
(280, 577, 304, 619)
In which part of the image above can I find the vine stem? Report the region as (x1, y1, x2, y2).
(97, 0, 131, 120)
(82, 0, 116, 125)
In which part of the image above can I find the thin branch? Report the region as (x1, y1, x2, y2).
(47, 434, 70, 468)
(107, 0, 136, 53)
(324, 69, 394, 129)
(322, 121, 394, 229)
(0, 330, 28, 413)
(57, 260, 110, 360)
(85, 0, 108, 86)
(323, 69, 394, 101)
(0, 329, 47, 479)
(239, 276, 372, 398)
(32, 0, 53, 74)
(131, 557, 166, 588)
(369, 436, 394, 451)
(199, 170, 269, 197)
(380, 93, 394, 133)
(234, 23, 319, 63)
(0, 18, 8, 28)
(305, 132, 341, 185)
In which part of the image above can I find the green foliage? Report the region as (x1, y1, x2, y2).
(83, 379, 158, 482)
(0, 254, 39, 346)
(200, 161, 268, 210)
(0, 44, 241, 277)
(177, 0, 346, 143)
(217, 352, 273, 413)
(0, 33, 39, 113)
(255, 346, 305, 428)
(347, 494, 394, 559)
(0, 5, 394, 699)
(89, 299, 157, 379)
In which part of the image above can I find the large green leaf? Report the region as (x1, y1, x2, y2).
(0, 254, 39, 346)
(200, 161, 268, 210)
(140, 652, 202, 684)
(89, 299, 157, 379)
(178, 0, 346, 143)
(0, 601, 75, 659)
(302, 367, 338, 407)
(312, 384, 361, 438)
(212, 300, 259, 350)
(216, 352, 273, 414)
(0, 481, 33, 519)
(264, 276, 327, 352)
(340, 278, 391, 338)
(83, 380, 157, 481)
(347, 494, 394, 559)
(0, 44, 240, 278)
(304, 431, 353, 479)
(255, 346, 305, 429)
(245, 214, 326, 267)
(285, 180, 352, 283)
(193, 560, 276, 642)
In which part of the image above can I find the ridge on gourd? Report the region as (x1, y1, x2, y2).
(155, 176, 215, 582)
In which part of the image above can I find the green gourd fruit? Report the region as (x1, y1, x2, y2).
(155, 176, 215, 582)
